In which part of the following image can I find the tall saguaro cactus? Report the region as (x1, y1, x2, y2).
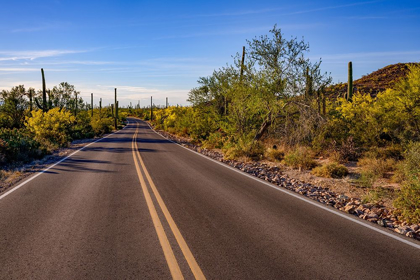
(35, 68, 50, 112)
(305, 66, 313, 99)
(74, 91, 78, 117)
(116, 101, 119, 123)
(347, 61, 353, 101)
(240, 46, 246, 78)
(27, 88, 34, 111)
(150, 96, 153, 121)
(114, 88, 118, 130)
(99, 98, 102, 118)
(41, 68, 47, 110)
(91, 93, 94, 117)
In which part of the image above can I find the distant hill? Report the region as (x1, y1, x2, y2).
(327, 62, 420, 97)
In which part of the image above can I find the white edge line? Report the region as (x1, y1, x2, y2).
(136, 118, 420, 250)
(0, 121, 130, 201)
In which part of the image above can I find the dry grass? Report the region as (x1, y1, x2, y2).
(312, 162, 349, 178)
(282, 146, 318, 170)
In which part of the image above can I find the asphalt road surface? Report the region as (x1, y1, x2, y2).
(0, 117, 419, 280)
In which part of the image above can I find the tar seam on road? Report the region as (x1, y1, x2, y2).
(132, 122, 206, 280)
(0, 121, 130, 202)
(141, 120, 420, 251)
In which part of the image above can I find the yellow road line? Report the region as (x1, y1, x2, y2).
(133, 124, 206, 280)
(132, 126, 184, 280)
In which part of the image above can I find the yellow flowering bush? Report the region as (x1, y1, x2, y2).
(26, 108, 75, 149)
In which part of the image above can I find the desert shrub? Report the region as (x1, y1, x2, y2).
(378, 145, 404, 160)
(187, 107, 219, 141)
(283, 147, 317, 170)
(119, 111, 128, 122)
(202, 131, 226, 149)
(356, 170, 378, 188)
(392, 162, 407, 183)
(223, 136, 264, 160)
(91, 115, 114, 136)
(400, 142, 420, 177)
(391, 142, 420, 183)
(265, 146, 285, 161)
(393, 142, 420, 223)
(72, 111, 94, 140)
(357, 156, 396, 178)
(0, 128, 45, 165)
(26, 108, 76, 149)
(312, 162, 348, 178)
(362, 188, 392, 204)
(394, 176, 420, 223)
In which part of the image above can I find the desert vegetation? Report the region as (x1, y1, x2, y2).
(137, 26, 420, 223)
(0, 72, 126, 168)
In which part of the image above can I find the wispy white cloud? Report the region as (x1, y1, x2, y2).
(80, 84, 190, 106)
(0, 68, 39, 72)
(0, 50, 87, 61)
(17, 60, 115, 66)
(0, 68, 79, 73)
(282, 0, 382, 16)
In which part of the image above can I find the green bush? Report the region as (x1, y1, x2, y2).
(356, 170, 378, 188)
(72, 111, 94, 140)
(0, 128, 45, 165)
(312, 162, 348, 178)
(394, 176, 420, 223)
(393, 142, 420, 223)
(283, 147, 317, 170)
(202, 131, 226, 149)
(223, 136, 265, 160)
(362, 188, 391, 204)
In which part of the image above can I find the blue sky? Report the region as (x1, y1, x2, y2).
(1, 0, 419, 106)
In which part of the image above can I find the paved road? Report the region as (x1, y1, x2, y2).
(0, 118, 419, 279)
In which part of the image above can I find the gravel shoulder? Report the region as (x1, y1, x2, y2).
(152, 127, 420, 242)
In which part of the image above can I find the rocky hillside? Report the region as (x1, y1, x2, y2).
(328, 62, 420, 97)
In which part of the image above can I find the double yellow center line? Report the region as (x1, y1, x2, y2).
(131, 123, 206, 280)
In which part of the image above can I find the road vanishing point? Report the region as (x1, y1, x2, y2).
(0, 118, 419, 279)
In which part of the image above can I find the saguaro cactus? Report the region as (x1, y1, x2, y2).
(99, 98, 102, 118)
(240, 46, 246, 78)
(305, 67, 313, 99)
(347, 61, 353, 101)
(116, 101, 119, 122)
(91, 93, 94, 117)
(150, 96, 153, 121)
(35, 68, 50, 112)
(27, 88, 34, 111)
(114, 88, 118, 129)
(74, 91, 78, 117)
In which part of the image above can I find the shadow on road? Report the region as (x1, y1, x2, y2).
(50, 158, 121, 174)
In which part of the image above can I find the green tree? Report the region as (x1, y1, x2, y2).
(0, 85, 28, 128)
